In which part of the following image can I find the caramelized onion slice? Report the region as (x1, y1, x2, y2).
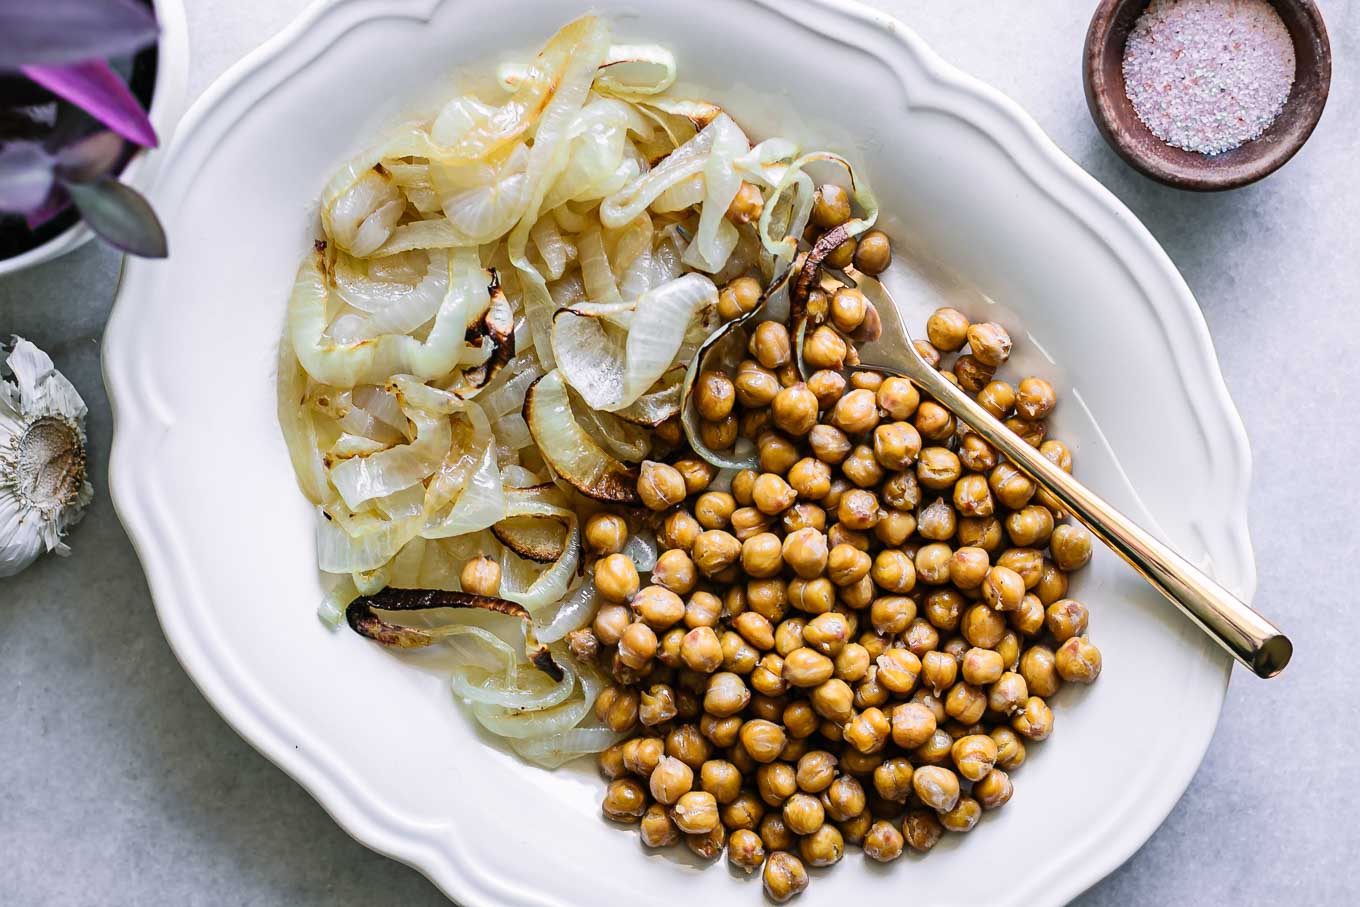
(346, 587, 562, 680)
(523, 369, 640, 503)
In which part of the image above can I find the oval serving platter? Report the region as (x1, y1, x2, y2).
(104, 0, 1252, 904)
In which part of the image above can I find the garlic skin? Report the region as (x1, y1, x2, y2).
(0, 337, 93, 577)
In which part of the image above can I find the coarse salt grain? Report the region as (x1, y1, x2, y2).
(1122, 0, 1295, 156)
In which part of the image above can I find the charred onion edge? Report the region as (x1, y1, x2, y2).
(346, 587, 564, 681)
(522, 372, 642, 504)
(492, 514, 571, 563)
(681, 265, 794, 469)
(461, 269, 516, 391)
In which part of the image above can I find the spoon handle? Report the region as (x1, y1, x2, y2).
(899, 353, 1291, 678)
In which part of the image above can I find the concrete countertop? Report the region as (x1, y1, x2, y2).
(2, 1, 1355, 903)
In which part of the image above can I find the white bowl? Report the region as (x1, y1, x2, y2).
(0, 0, 189, 276)
(104, 1, 1253, 904)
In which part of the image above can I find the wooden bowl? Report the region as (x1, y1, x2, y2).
(1084, 0, 1331, 191)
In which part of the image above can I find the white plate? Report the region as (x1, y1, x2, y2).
(104, 1, 1253, 904)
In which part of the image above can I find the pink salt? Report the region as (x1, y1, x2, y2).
(1122, 0, 1296, 156)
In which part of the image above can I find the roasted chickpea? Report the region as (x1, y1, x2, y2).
(853, 230, 892, 275)
(752, 473, 797, 515)
(879, 469, 920, 511)
(940, 796, 982, 833)
(1050, 523, 1094, 571)
(1019, 644, 1061, 698)
(913, 543, 952, 586)
(759, 811, 797, 851)
(1009, 593, 1046, 638)
(837, 488, 881, 531)
(1006, 504, 1055, 548)
(631, 584, 684, 630)
(800, 427, 847, 470)
(966, 321, 1012, 367)
(841, 444, 884, 488)
(944, 680, 987, 724)
(961, 603, 1007, 650)
(912, 765, 960, 813)
(903, 808, 944, 852)
(685, 531, 737, 579)
(800, 822, 844, 867)
(943, 546, 987, 591)
(717, 276, 763, 321)
(584, 513, 628, 556)
(671, 789, 720, 834)
(618, 621, 657, 670)
(749, 320, 793, 371)
(873, 421, 922, 471)
(870, 379, 917, 426)
(913, 401, 955, 442)
(990, 726, 1027, 771)
(666, 724, 711, 769)
(912, 341, 942, 371)
(947, 733, 997, 782)
(1055, 635, 1102, 683)
(974, 768, 1014, 811)
(957, 515, 1003, 553)
(874, 648, 921, 695)
(912, 727, 954, 766)
(917, 447, 962, 490)
(859, 818, 903, 862)
(823, 774, 867, 822)
(773, 618, 807, 656)
(811, 678, 855, 723)
(1004, 415, 1046, 447)
(812, 182, 852, 228)
(1015, 376, 1056, 420)
(640, 802, 680, 846)
(727, 828, 765, 873)
(782, 503, 827, 536)
(1046, 598, 1090, 643)
(640, 682, 680, 725)
(459, 555, 501, 597)
(688, 491, 733, 530)
(1036, 559, 1070, 605)
(953, 473, 994, 517)
(853, 669, 889, 711)
(692, 370, 734, 422)
(802, 612, 850, 656)
(916, 497, 957, 541)
(903, 618, 941, 657)
(722, 629, 761, 673)
(975, 379, 1016, 419)
(802, 325, 848, 371)
(729, 506, 771, 542)
(738, 719, 787, 765)
(773, 528, 825, 581)
(981, 565, 1026, 611)
(806, 369, 846, 410)
(843, 707, 890, 754)
(830, 388, 880, 434)
(919, 649, 958, 696)
(603, 778, 648, 822)
(650, 549, 695, 597)
(733, 610, 776, 652)
(958, 432, 999, 473)
(660, 508, 701, 552)
(770, 384, 818, 437)
(723, 790, 767, 830)
(952, 354, 995, 394)
(997, 548, 1043, 589)
(762, 851, 809, 903)
(889, 701, 936, 749)
(1011, 695, 1054, 740)
(955, 648, 1001, 687)
(735, 361, 781, 407)
(756, 762, 799, 808)
(926, 307, 970, 352)
(647, 755, 694, 805)
(985, 672, 1027, 717)
(986, 463, 1034, 512)
(737, 531, 781, 579)
(783, 647, 835, 687)
(786, 577, 833, 616)
(826, 521, 868, 551)
(874, 509, 917, 547)
(638, 460, 687, 511)
(585, 557, 641, 614)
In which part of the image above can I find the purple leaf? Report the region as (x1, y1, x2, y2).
(64, 176, 166, 257)
(21, 60, 157, 148)
(0, 0, 158, 68)
(57, 131, 125, 182)
(0, 141, 56, 213)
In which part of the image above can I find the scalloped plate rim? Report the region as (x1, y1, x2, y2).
(103, 0, 1253, 904)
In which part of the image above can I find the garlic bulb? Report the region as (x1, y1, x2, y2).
(0, 337, 93, 577)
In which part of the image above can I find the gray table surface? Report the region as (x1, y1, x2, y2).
(2, 1, 1356, 904)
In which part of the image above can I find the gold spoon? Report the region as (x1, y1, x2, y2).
(850, 273, 1291, 678)
(682, 263, 1290, 678)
